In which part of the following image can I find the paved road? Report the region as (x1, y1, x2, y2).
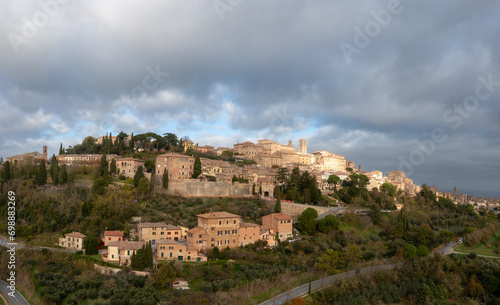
(260, 239, 462, 305)
(0, 235, 75, 254)
(0, 279, 30, 305)
(316, 207, 345, 220)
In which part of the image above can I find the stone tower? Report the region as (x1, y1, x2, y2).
(288, 140, 293, 146)
(43, 145, 48, 162)
(299, 139, 307, 154)
(454, 186, 457, 194)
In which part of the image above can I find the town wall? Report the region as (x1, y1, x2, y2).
(161, 180, 252, 197)
(265, 200, 332, 220)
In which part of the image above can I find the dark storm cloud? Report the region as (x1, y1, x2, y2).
(0, 0, 499, 194)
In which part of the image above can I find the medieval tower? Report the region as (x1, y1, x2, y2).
(299, 139, 307, 154)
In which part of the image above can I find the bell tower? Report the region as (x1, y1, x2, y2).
(43, 145, 48, 162)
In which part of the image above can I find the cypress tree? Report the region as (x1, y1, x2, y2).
(163, 168, 168, 190)
(58, 165, 67, 184)
(259, 186, 262, 196)
(275, 192, 282, 213)
(150, 171, 155, 192)
(134, 166, 145, 187)
(110, 158, 117, 175)
(50, 154, 59, 185)
(100, 154, 108, 177)
(252, 184, 256, 195)
(59, 143, 64, 155)
(37, 159, 47, 186)
(129, 132, 134, 150)
(2, 161, 11, 181)
(192, 156, 201, 178)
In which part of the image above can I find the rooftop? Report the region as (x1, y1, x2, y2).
(65, 231, 86, 238)
(197, 211, 241, 219)
(104, 230, 124, 237)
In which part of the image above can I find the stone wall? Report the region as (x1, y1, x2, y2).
(160, 179, 252, 197)
(265, 200, 332, 220)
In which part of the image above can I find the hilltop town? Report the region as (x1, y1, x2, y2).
(3, 132, 498, 208)
(1, 132, 500, 305)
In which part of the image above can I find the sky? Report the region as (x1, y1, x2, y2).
(0, 1, 499, 198)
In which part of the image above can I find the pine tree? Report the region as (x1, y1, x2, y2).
(192, 156, 201, 178)
(2, 161, 11, 181)
(134, 166, 145, 187)
(163, 168, 169, 190)
(275, 192, 282, 213)
(37, 159, 47, 186)
(110, 158, 117, 175)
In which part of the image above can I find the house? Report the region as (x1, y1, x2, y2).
(156, 240, 207, 262)
(262, 213, 293, 241)
(239, 223, 261, 247)
(58, 231, 86, 250)
(171, 278, 190, 290)
(103, 241, 145, 266)
(115, 158, 145, 178)
(197, 211, 241, 249)
(138, 222, 183, 242)
(103, 231, 124, 246)
(155, 153, 195, 179)
(186, 227, 207, 251)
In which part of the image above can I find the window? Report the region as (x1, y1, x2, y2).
(167, 232, 171, 235)
(233, 220, 236, 224)
(218, 231, 222, 236)
(161, 232, 165, 235)
(152, 232, 156, 235)
(232, 230, 237, 234)
(199, 234, 202, 238)
(219, 221, 221, 225)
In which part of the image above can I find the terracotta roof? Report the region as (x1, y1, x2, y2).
(264, 213, 292, 220)
(240, 222, 260, 228)
(197, 211, 241, 219)
(107, 241, 145, 250)
(164, 224, 181, 230)
(156, 239, 186, 246)
(157, 153, 194, 158)
(65, 231, 86, 238)
(187, 227, 205, 234)
(104, 230, 124, 237)
(138, 222, 167, 229)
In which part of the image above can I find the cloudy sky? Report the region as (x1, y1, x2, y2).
(1, 1, 499, 197)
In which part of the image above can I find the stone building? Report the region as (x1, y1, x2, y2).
(156, 240, 207, 262)
(58, 231, 86, 250)
(7, 146, 47, 164)
(239, 223, 260, 247)
(103, 230, 124, 246)
(186, 227, 207, 251)
(262, 213, 293, 241)
(103, 241, 145, 266)
(116, 157, 144, 178)
(137, 222, 182, 243)
(197, 212, 241, 249)
(57, 154, 118, 166)
(312, 151, 347, 172)
(155, 153, 195, 179)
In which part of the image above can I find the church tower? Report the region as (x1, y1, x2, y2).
(43, 145, 48, 162)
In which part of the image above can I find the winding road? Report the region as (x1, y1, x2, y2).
(259, 238, 463, 305)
